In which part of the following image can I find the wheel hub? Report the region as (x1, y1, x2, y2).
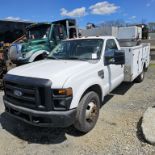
(86, 102, 97, 122)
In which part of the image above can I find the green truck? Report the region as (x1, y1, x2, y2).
(9, 19, 77, 65)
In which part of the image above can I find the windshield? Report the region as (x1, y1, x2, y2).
(28, 25, 51, 40)
(48, 39, 103, 60)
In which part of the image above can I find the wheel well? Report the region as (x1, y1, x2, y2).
(81, 85, 102, 103)
(144, 63, 146, 69)
(34, 54, 44, 61)
(143, 63, 147, 72)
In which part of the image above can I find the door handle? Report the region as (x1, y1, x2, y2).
(98, 70, 104, 79)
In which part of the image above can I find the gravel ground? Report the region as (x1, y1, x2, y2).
(0, 66, 155, 155)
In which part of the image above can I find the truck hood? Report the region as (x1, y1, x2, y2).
(21, 38, 49, 53)
(8, 60, 94, 88)
(28, 38, 47, 45)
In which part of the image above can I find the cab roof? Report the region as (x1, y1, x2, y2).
(26, 23, 51, 29)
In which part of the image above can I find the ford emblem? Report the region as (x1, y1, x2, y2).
(14, 90, 23, 97)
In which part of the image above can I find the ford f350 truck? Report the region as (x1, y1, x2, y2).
(3, 36, 150, 133)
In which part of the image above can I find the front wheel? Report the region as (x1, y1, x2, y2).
(74, 91, 100, 133)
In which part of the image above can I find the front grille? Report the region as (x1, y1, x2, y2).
(5, 81, 36, 109)
(4, 74, 52, 111)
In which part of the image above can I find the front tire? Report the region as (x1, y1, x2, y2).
(74, 91, 100, 133)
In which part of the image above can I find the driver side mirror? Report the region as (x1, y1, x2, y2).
(104, 49, 125, 65)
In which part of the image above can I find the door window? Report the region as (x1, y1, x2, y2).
(104, 39, 118, 65)
(105, 39, 118, 52)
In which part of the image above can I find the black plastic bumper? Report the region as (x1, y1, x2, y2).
(12, 58, 30, 65)
(4, 99, 77, 127)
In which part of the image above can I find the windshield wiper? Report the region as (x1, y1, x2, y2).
(47, 56, 88, 61)
(67, 57, 88, 61)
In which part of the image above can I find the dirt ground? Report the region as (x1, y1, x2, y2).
(0, 65, 155, 155)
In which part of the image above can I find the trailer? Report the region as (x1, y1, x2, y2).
(80, 26, 118, 37)
(81, 25, 142, 40)
(117, 26, 142, 40)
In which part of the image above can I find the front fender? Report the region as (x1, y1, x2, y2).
(29, 50, 49, 62)
(64, 77, 105, 109)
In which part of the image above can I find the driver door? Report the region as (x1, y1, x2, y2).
(103, 39, 124, 93)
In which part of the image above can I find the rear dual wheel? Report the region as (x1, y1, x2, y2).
(135, 70, 145, 83)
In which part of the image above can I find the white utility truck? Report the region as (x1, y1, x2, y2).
(3, 36, 150, 133)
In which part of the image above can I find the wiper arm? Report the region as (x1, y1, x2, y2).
(68, 57, 88, 61)
(68, 57, 79, 60)
(47, 56, 88, 61)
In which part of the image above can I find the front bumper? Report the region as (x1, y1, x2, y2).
(4, 99, 77, 127)
(12, 57, 30, 65)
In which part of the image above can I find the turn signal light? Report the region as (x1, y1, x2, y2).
(54, 88, 73, 96)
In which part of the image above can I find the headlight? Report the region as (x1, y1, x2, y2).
(52, 88, 73, 110)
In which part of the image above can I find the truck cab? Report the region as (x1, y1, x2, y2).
(3, 36, 150, 133)
(8, 19, 78, 65)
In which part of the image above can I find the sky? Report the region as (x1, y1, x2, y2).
(0, 0, 155, 27)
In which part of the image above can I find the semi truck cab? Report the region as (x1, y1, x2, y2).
(9, 19, 78, 65)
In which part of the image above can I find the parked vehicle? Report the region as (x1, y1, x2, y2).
(3, 36, 150, 133)
(9, 19, 77, 65)
(0, 20, 33, 87)
(80, 26, 118, 37)
(81, 26, 142, 40)
(117, 26, 142, 40)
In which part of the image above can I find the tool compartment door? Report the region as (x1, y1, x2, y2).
(131, 46, 143, 80)
(122, 45, 143, 82)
